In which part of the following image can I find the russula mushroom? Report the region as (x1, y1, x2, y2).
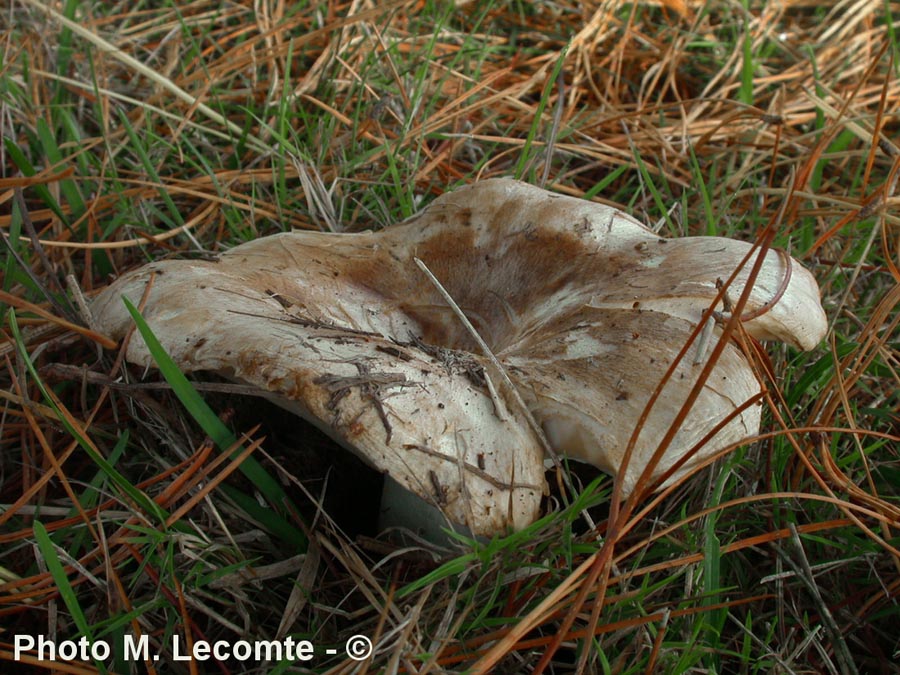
(91, 178, 827, 537)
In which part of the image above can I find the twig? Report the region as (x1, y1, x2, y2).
(413, 257, 585, 515)
(784, 522, 859, 675)
(540, 73, 566, 189)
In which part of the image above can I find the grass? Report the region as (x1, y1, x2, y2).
(1, 0, 898, 673)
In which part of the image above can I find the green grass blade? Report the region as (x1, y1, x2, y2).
(630, 147, 671, 226)
(118, 111, 184, 227)
(738, 1, 755, 106)
(35, 117, 86, 215)
(122, 298, 307, 550)
(514, 40, 570, 182)
(583, 163, 628, 201)
(122, 298, 233, 450)
(33, 520, 109, 675)
(7, 312, 168, 525)
(2, 193, 25, 299)
(688, 145, 716, 235)
(3, 139, 68, 224)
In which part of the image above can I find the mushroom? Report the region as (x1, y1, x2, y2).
(91, 178, 827, 537)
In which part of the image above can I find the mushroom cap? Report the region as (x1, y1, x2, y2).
(92, 178, 827, 533)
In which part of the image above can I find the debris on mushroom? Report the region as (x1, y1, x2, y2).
(91, 178, 827, 536)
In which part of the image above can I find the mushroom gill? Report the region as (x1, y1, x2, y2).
(91, 178, 827, 536)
